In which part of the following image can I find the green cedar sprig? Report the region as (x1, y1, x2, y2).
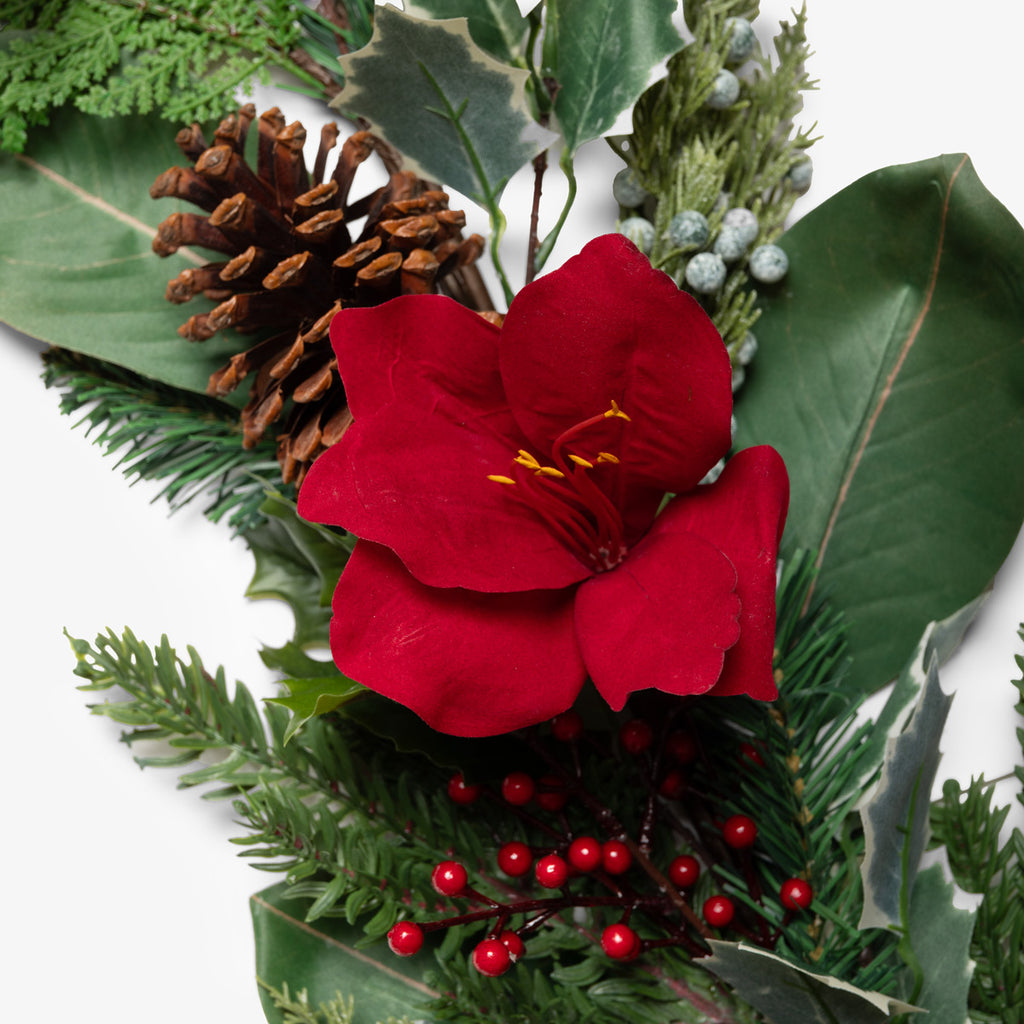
(614, 0, 816, 354)
(258, 981, 417, 1024)
(43, 347, 284, 532)
(0, 0, 375, 153)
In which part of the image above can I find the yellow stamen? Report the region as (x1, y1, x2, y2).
(596, 452, 620, 464)
(535, 466, 565, 479)
(487, 474, 517, 485)
(569, 454, 594, 468)
(515, 450, 541, 470)
(604, 400, 631, 422)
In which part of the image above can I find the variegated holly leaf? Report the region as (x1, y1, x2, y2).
(403, 0, 529, 64)
(332, 6, 556, 206)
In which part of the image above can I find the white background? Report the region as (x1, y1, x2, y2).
(4, 2, 1023, 1020)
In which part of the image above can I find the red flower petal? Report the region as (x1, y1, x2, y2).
(329, 541, 586, 736)
(499, 235, 733, 494)
(299, 406, 593, 592)
(329, 295, 504, 423)
(655, 446, 789, 700)
(575, 530, 741, 711)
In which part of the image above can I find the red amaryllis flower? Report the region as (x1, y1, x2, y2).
(298, 234, 788, 737)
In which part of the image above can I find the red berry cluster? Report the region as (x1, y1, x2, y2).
(386, 711, 815, 975)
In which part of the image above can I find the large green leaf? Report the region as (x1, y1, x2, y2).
(404, 0, 529, 65)
(252, 881, 438, 1024)
(542, 0, 683, 153)
(0, 106, 242, 393)
(735, 155, 1024, 694)
(332, 6, 556, 205)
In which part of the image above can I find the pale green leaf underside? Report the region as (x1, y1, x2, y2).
(403, 0, 529, 65)
(0, 107, 241, 394)
(736, 155, 1024, 695)
(543, 0, 683, 153)
(333, 6, 556, 204)
(704, 941, 920, 1023)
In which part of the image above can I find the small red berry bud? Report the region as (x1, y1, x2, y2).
(668, 854, 700, 888)
(496, 840, 533, 877)
(447, 773, 482, 805)
(499, 929, 525, 960)
(703, 895, 735, 928)
(665, 730, 697, 763)
(550, 710, 584, 742)
(567, 836, 602, 872)
(601, 923, 640, 960)
(501, 771, 535, 806)
(387, 921, 424, 957)
(601, 839, 633, 875)
(722, 814, 758, 849)
(431, 860, 468, 896)
(535, 853, 569, 888)
(619, 719, 653, 754)
(472, 938, 512, 977)
(780, 877, 814, 910)
(658, 768, 686, 798)
(739, 741, 764, 767)
(535, 774, 568, 812)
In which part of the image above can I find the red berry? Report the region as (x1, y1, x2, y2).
(665, 730, 697, 764)
(431, 860, 468, 896)
(535, 774, 568, 812)
(658, 768, 686, 798)
(601, 840, 633, 875)
(496, 841, 533, 877)
(472, 938, 512, 977)
(499, 929, 525, 960)
(387, 921, 424, 957)
(535, 853, 569, 888)
(703, 895, 735, 928)
(567, 836, 602, 872)
(722, 814, 758, 849)
(668, 854, 700, 888)
(619, 719, 653, 754)
(550, 710, 584, 742)
(501, 771, 535, 806)
(447, 773, 482, 805)
(601, 923, 640, 960)
(739, 742, 764, 767)
(780, 877, 814, 911)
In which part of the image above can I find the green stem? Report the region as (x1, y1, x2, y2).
(534, 148, 578, 273)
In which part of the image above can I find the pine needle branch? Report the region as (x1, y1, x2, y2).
(43, 347, 285, 532)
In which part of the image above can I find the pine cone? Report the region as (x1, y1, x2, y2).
(150, 104, 491, 485)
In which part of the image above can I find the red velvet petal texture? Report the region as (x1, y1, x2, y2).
(329, 295, 504, 423)
(299, 406, 594, 592)
(330, 541, 586, 737)
(499, 235, 733, 494)
(654, 446, 789, 700)
(575, 530, 742, 711)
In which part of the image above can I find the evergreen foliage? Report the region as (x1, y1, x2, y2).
(615, 0, 816, 354)
(258, 982, 416, 1024)
(0, 0, 375, 153)
(43, 347, 284, 532)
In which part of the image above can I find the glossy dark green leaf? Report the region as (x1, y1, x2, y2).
(0, 107, 242, 393)
(252, 881, 438, 1024)
(735, 155, 1024, 694)
(268, 675, 365, 743)
(703, 941, 919, 1023)
(332, 5, 556, 204)
(404, 0, 529, 64)
(542, 0, 683, 153)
